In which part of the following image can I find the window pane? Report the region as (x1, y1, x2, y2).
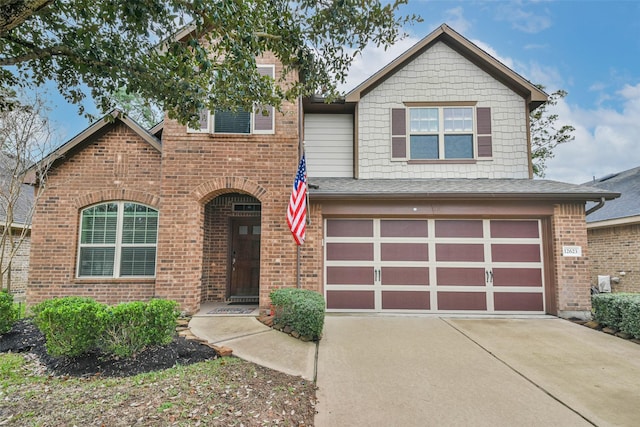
(444, 135, 474, 158)
(410, 135, 439, 159)
(122, 204, 158, 244)
(120, 247, 156, 276)
(79, 247, 115, 276)
(81, 203, 118, 244)
(410, 108, 438, 132)
(214, 109, 251, 133)
(444, 108, 473, 132)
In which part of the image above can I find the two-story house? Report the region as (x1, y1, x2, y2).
(26, 24, 617, 319)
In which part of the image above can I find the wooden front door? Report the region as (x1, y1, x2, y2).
(229, 218, 261, 298)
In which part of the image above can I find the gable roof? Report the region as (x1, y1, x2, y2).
(24, 110, 161, 185)
(345, 23, 548, 109)
(583, 166, 640, 226)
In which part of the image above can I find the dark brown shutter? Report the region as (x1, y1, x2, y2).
(477, 107, 492, 157)
(391, 108, 407, 159)
(254, 66, 274, 132)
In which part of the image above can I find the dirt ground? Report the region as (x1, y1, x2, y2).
(0, 319, 316, 426)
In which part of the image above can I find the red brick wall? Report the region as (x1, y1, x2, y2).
(588, 223, 640, 293)
(154, 53, 306, 313)
(551, 203, 592, 316)
(27, 122, 162, 307)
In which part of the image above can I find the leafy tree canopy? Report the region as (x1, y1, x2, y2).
(1, 0, 419, 125)
(530, 87, 575, 178)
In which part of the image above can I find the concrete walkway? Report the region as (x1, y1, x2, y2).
(188, 315, 317, 381)
(315, 316, 640, 427)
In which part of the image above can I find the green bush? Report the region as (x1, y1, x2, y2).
(270, 288, 325, 340)
(0, 291, 18, 335)
(33, 297, 179, 358)
(592, 293, 640, 338)
(591, 293, 622, 327)
(619, 296, 640, 339)
(98, 301, 149, 358)
(144, 299, 179, 346)
(32, 297, 105, 357)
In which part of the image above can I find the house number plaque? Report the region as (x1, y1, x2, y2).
(562, 246, 582, 257)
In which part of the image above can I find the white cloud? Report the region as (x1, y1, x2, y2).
(545, 83, 640, 183)
(493, 2, 552, 34)
(443, 6, 471, 33)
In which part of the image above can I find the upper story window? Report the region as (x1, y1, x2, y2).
(78, 202, 158, 278)
(188, 65, 275, 135)
(409, 107, 474, 159)
(391, 105, 493, 162)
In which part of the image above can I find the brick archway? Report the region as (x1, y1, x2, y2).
(72, 188, 160, 209)
(191, 177, 268, 205)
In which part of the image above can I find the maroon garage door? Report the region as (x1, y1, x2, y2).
(324, 219, 545, 314)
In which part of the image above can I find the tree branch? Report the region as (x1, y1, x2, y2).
(0, 0, 54, 35)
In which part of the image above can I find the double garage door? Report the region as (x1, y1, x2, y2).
(325, 218, 545, 314)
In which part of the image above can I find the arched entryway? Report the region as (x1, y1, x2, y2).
(201, 192, 261, 304)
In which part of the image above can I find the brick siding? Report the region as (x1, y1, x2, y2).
(27, 122, 162, 307)
(551, 203, 592, 316)
(1, 229, 30, 297)
(587, 223, 640, 293)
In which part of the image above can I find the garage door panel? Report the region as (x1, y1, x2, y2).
(381, 267, 429, 285)
(436, 244, 485, 262)
(381, 243, 428, 261)
(494, 292, 544, 311)
(490, 220, 539, 238)
(326, 243, 374, 261)
(491, 244, 541, 262)
(382, 291, 430, 310)
(380, 220, 428, 237)
(326, 219, 373, 237)
(493, 268, 542, 287)
(435, 220, 483, 238)
(326, 267, 373, 285)
(437, 267, 486, 286)
(437, 292, 487, 310)
(327, 290, 375, 310)
(325, 218, 545, 314)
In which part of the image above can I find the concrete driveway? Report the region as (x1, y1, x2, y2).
(315, 316, 640, 426)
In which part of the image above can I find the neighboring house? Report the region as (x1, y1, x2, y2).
(26, 24, 617, 318)
(0, 159, 34, 297)
(584, 166, 640, 292)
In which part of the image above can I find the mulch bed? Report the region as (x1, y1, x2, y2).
(0, 319, 219, 377)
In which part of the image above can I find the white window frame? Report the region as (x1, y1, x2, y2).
(187, 64, 276, 135)
(408, 106, 476, 160)
(77, 201, 158, 278)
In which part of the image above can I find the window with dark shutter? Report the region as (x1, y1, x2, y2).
(254, 65, 275, 134)
(391, 108, 407, 159)
(477, 107, 492, 157)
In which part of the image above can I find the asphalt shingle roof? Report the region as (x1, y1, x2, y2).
(583, 166, 640, 223)
(309, 177, 618, 201)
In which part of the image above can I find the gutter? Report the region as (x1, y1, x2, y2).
(585, 197, 606, 216)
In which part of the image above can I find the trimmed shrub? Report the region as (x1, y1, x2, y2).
(32, 297, 105, 357)
(0, 291, 18, 335)
(619, 296, 640, 339)
(592, 293, 640, 338)
(144, 299, 179, 346)
(98, 301, 149, 358)
(591, 293, 622, 327)
(270, 288, 325, 340)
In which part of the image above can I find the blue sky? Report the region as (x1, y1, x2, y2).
(46, 0, 640, 184)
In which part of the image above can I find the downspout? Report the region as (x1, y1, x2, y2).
(586, 197, 606, 216)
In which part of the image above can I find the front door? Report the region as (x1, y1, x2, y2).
(229, 218, 261, 298)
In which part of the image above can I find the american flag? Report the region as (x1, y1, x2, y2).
(287, 154, 307, 245)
